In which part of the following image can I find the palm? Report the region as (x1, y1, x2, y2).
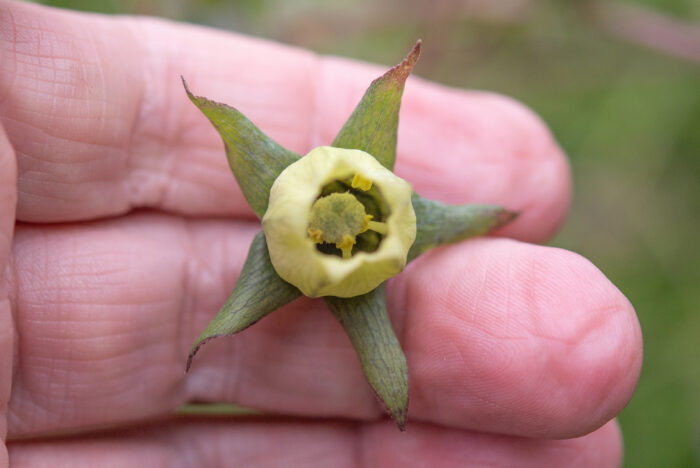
(0, 2, 641, 466)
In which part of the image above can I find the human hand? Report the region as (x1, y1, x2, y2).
(0, 2, 642, 466)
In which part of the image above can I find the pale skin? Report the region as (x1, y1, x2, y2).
(0, 1, 643, 466)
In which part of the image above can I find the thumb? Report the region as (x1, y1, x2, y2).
(0, 123, 17, 468)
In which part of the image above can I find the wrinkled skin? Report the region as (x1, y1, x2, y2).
(0, 2, 642, 467)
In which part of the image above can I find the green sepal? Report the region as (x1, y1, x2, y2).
(408, 192, 518, 262)
(325, 285, 408, 431)
(186, 231, 301, 371)
(331, 41, 421, 171)
(183, 78, 300, 218)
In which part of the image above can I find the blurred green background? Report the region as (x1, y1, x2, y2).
(31, 0, 700, 466)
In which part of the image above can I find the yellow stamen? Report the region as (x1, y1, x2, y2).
(351, 173, 373, 191)
(308, 227, 324, 244)
(336, 234, 356, 259)
(360, 214, 373, 233)
(367, 220, 388, 235)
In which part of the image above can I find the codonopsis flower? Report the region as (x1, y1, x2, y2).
(263, 146, 416, 298)
(184, 41, 516, 430)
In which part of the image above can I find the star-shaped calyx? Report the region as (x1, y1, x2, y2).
(183, 41, 516, 431)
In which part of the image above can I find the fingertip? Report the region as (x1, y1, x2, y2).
(603, 419, 625, 468)
(520, 247, 642, 438)
(553, 252, 642, 437)
(397, 239, 641, 438)
(559, 419, 624, 468)
(396, 84, 572, 243)
(481, 93, 572, 242)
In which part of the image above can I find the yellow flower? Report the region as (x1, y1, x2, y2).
(185, 42, 515, 430)
(262, 146, 416, 297)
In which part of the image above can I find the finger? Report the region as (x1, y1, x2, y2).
(1, 2, 569, 241)
(8, 419, 622, 468)
(395, 240, 642, 438)
(7, 215, 640, 438)
(0, 124, 18, 468)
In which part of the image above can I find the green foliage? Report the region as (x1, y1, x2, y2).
(184, 79, 300, 218)
(331, 41, 420, 171)
(183, 45, 508, 427)
(186, 231, 301, 371)
(409, 193, 517, 262)
(325, 285, 408, 430)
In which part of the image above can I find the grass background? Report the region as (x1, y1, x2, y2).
(30, 0, 700, 466)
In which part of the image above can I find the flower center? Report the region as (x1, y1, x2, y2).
(308, 173, 389, 259)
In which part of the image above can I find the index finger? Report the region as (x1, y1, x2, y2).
(1, 2, 569, 242)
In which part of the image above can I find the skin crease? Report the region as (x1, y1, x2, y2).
(0, 1, 642, 467)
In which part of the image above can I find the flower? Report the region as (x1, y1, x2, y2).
(263, 146, 416, 297)
(182, 41, 516, 430)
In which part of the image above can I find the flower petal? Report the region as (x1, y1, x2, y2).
(263, 147, 416, 298)
(408, 192, 518, 262)
(325, 285, 409, 430)
(186, 231, 301, 371)
(183, 78, 300, 217)
(331, 41, 421, 171)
